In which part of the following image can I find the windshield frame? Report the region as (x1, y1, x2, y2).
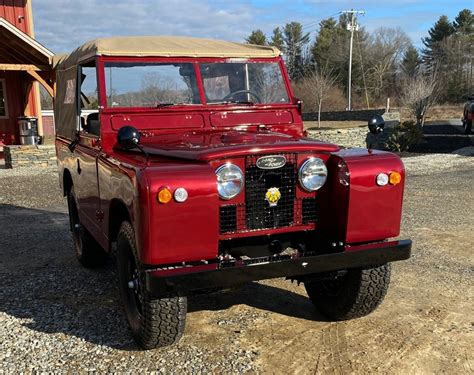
(97, 56, 294, 111)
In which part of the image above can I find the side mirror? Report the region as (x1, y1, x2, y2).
(368, 115, 385, 134)
(117, 126, 141, 149)
(294, 97, 303, 116)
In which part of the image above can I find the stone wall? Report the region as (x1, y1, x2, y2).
(4, 145, 57, 169)
(307, 121, 397, 149)
(303, 109, 386, 122)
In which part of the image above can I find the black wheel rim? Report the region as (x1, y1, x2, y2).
(127, 252, 143, 316)
(122, 243, 143, 331)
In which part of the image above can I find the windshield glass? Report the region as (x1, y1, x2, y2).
(104, 62, 200, 107)
(200, 62, 289, 104)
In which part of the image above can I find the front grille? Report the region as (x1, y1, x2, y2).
(302, 198, 318, 224)
(220, 205, 237, 233)
(245, 154, 297, 230)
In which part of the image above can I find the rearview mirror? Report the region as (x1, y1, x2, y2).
(117, 126, 141, 149)
(368, 115, 385, 134)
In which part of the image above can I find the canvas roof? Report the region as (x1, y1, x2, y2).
(52, 36, 281, 70)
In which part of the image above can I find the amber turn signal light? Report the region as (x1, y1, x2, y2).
(157, 187, 172, 204)
(389, 171, 402, 185)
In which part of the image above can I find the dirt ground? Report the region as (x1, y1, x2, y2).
(0, 124, 473, 373)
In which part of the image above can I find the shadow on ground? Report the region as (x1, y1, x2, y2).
(0, 204, 323, 350)
(407, 121, 473, 155)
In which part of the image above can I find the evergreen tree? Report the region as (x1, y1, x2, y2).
(453, 9, 474, 34)
(422, 15, 454, 64)
(282, 22, 310, 80)
(270, 27, 285, 51)
(401, 45, 421, 78)
(246, 30, 267, 46)
(310, 18, 338, 70)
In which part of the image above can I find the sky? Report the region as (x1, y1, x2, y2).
(32, 0, 469, 54)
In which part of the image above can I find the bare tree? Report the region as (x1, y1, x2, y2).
(401, 74, 439, 126)
(366, 27, 411, 100)
(298, 69, 337, 128)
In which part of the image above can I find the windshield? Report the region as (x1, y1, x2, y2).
(105, 62, 200, 107)
(200, 62, 289, 104)
(103, 61, 289, 107)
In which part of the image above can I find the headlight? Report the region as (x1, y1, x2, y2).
(299, 157, 328, 191)
(216, 163, 243, 200)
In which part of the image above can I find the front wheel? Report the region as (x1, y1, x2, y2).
(305, 264, 391, 320)
(117, 221, 187, 349)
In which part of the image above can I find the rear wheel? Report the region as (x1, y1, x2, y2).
(67, 187, 108, 268)
(117, 221, 187, 349)
(465, 119, 472, 135)
(305, 264, 391, 320)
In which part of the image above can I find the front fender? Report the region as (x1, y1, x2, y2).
(140, 162, 219, 265)
(320, 149, 405, 244)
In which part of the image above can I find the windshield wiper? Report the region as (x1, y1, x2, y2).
(211, 100, 255, 106)
(156, 102, 199, 108)
(156, 102, 175, 108)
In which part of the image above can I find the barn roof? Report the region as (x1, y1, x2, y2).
(52, 36, 281, 69)
(0, 18, 54, 71)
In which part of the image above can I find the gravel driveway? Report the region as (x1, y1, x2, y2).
(0, 144, 473, 372)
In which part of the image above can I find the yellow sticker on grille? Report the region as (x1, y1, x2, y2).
(265, 187, 281, 207)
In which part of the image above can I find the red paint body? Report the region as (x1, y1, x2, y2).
(56, 55, 406, 267)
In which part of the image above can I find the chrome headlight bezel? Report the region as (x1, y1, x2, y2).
(215, 163, 244, 200)
(298, 157, 328, 192)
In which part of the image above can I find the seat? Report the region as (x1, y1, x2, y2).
(86, 112, 100, 136)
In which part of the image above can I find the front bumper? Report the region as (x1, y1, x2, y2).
(145, 239, 412, 297)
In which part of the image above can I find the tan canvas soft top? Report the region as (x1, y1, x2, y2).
(52, 36, 281, 69)
(53, 36, 281, 140)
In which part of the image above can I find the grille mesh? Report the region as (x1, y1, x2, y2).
(220, 205, 237, 234)
(302, 198, 318, 224)
(245, 154, 297, 230)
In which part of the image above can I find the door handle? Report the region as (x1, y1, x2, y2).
(77, 159, 82, 175)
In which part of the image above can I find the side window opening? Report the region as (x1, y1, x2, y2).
(78, 62, 100, 136)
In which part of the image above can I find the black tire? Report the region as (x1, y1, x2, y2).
(116, 221, 187, 349)
(67, 187, 108, 268)
(305, 264, 391, 320)
(465, 119, 472, 135)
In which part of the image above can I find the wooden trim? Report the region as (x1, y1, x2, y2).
(33, 82, 44, 136)
(26, 70, 54, 97)
(0, 63, 49, 71)
(0, 18, 53, 58)
(0, 78, 9, 119)
(25, 0, 35, 38)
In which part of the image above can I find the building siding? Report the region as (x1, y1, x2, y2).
(0, 0, 31, 35)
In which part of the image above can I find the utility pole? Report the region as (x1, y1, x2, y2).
(341, 9, 365, 111)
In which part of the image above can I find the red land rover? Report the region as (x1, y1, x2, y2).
(53, 36, 411, 349)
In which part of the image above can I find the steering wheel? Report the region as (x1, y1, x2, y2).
(222, 90, 262, 103)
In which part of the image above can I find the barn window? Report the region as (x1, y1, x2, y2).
(0, 79, 8, 118)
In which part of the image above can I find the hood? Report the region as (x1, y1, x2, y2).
(140, 130, 339, 161)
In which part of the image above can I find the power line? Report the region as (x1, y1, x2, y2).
(301, 11, 342, 30)
(341, 9, 365, 110)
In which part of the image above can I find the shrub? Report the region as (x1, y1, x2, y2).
(385, 121, 423, 152)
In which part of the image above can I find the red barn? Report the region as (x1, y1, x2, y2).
(0, 0, 53, 145)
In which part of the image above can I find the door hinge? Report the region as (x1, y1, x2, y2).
(95, 210, 105, 222)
